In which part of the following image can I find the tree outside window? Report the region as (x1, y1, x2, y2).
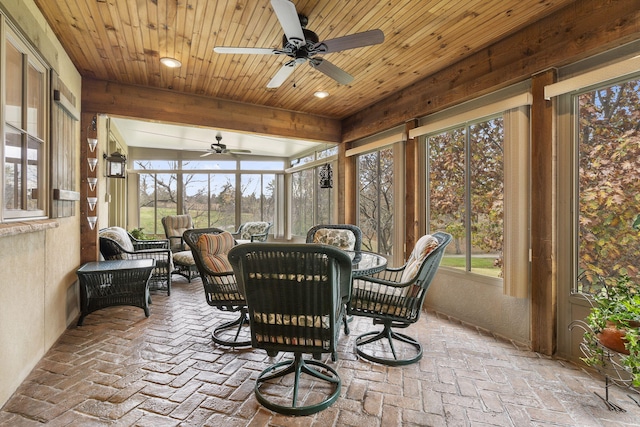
(577, 79, 640, 294)
(427, 116, 504, 277)
(358, 149, 394, 256)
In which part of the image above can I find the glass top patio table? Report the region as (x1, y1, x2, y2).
(345, 250, 387, 277)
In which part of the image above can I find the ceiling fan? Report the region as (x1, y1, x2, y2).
(213, 0, 384, 88)
(200, 133, 251, 157)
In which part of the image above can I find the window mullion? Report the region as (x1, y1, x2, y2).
(464, 126, 472, 272)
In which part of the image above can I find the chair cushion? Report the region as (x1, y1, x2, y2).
(400, 234, 440, 283)
(163, 215, 193, 252)
(312, 228, 356, 250)
(173, 250, 195, 266)
(99, 227, 135, 253)
(196, 232, 235, 272)
(239, 221, 269, 240)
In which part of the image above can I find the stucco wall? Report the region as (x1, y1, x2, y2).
(426, 269, 531, 345)
(0, 0, 82, 408)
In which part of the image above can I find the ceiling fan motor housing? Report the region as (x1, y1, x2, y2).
(282, 28, 319, 57)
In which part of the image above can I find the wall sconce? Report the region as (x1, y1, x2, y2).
(319, 163, 333, 189)
(87, 157, 98, 172)
(87, 115, 98, 152)
(87, 197, 97, 211)
(104, 151, 127, 178)
(87, 177, 97, 192)
(87, 216, 98, 230)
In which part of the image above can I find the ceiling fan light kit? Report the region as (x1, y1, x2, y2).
(213, 0, 384, 88)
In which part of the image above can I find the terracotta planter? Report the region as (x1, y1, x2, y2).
(597, 320, 640, 355)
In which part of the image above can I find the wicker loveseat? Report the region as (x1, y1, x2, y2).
(98, 226, 173, 295)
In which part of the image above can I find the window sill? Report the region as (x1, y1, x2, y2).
(0, 219, 59, 238)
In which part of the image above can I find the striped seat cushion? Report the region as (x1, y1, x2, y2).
(195, 232, 235, 273)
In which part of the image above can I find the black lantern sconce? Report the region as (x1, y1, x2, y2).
(319, 163, 333, 189)
(103, 151, 127, 178)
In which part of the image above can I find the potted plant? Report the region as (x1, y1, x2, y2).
(582, 274, 640, 387)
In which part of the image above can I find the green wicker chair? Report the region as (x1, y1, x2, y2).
(306, 223, 363, 251)
(348, 232, 451, 366)
(162, 214, 199, 282)
(183, 227, 250, 347)
(98, 227, 173, 296)
(228, 243, 353, 416)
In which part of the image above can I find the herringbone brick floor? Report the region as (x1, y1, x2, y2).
(2, 276, 640, 426)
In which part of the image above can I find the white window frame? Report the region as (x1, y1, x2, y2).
(411, 84, 531, 297)
(2, 20, 50, 221)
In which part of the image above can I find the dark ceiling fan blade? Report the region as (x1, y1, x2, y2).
(271, 0, 305, 48)
(213, 47, 279, 55)
(267, 59, 302, 88)
(309, 58, 354, 85)
(315, 29, 385, 53)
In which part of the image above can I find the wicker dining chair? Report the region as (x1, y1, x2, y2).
(183, 228, 250, 347)
(228, 243, 353, 416)
(230, 221, 272, 242)
(305, 223, 363, 251)
(348, 232, 452, 366)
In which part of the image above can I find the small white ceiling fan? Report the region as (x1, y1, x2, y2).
(200, 133, 252, 157)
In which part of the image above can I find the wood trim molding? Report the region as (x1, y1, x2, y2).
(81, 78, 341, 144)
(531, 69, 557, 355)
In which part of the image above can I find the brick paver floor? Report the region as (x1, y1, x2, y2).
(1, 275, 639, 426)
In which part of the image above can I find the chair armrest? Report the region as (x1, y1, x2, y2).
(167, 235, 186, 251)
(132, 239, 170, 250)
(249, 231, 268, 242)
(356, 268, 413, 288)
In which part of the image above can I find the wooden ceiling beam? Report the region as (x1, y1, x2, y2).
(341, 0, 640, 143)
(81, 77, 341, 143)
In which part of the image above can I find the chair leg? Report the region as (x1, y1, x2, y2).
(212, 308, 251, 347)
(255, 353, 341, 416)
(355, 321, 423, 366)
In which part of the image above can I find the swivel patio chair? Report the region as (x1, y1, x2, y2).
(230, 221, 272, 242)
(162, 214, 198, 282)
(306, 223, 362, 251)
(228, 243, 353, 416)
(183, 227, 250, 347)
(98, 226, 173, 295)
(306, 223, 363, 333)
(348, 232, 451, 366)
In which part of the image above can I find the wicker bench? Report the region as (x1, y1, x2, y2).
(76, 259, 155, 326)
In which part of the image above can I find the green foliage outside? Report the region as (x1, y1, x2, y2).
(577, 80, 640, 294)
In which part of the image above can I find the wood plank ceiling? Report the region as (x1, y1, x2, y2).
(34, 0, 575, 120)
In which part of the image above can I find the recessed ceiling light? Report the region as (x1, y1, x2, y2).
(160, 57, 182, 68)
(314, 91, 329, 99)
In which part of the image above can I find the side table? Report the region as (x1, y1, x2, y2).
(76, 259, 155, 326)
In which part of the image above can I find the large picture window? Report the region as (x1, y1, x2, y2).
(427, 116, 504, 277)
(576, 77, 640, 294)
(136, 160, 276, 236)
(3, 30, 48, 219)
(358, 148, 394, 256)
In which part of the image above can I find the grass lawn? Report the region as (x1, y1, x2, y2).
(441, 255, 502, 278)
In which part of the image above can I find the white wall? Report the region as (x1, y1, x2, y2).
(0, 0, 82, 408)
